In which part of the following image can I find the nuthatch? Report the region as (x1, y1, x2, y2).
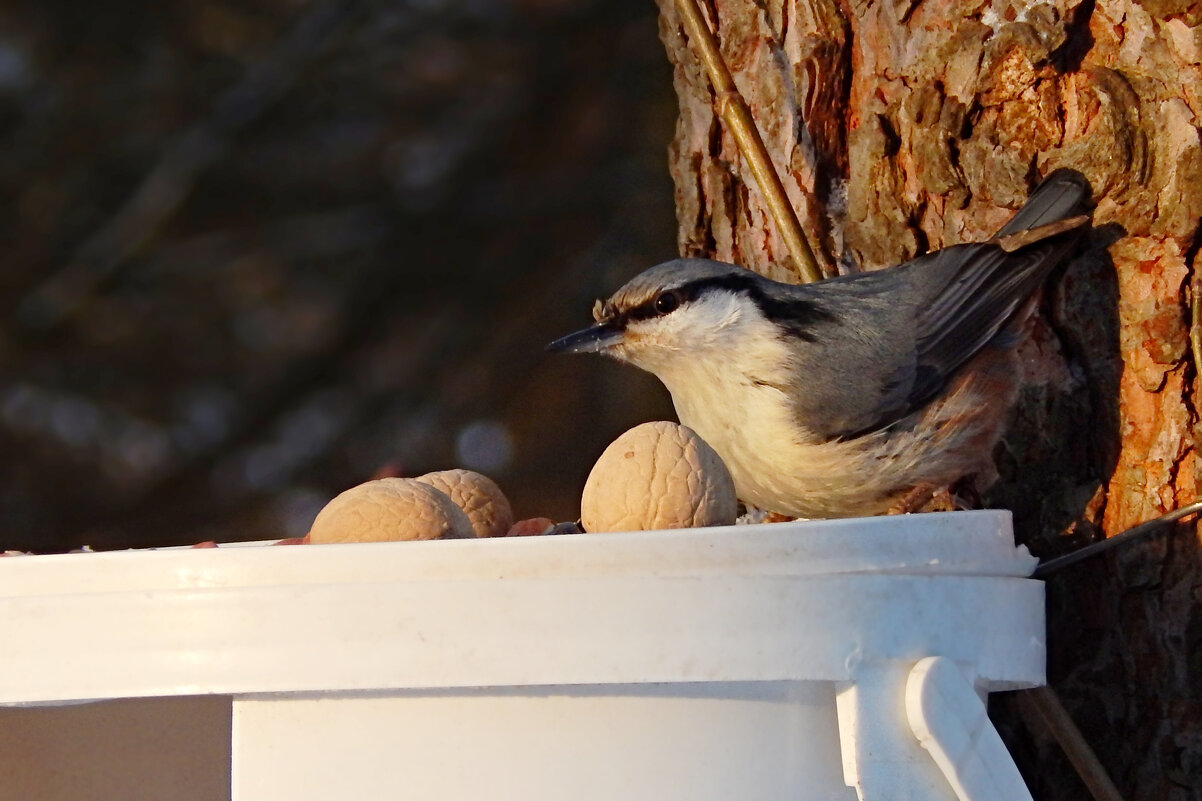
(549, 170, 1092, 518)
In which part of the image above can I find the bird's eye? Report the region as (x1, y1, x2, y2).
(654, 291, 680, 315)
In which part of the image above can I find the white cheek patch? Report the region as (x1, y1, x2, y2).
(689, 292, 745, 332)
(618, 290, 762, 371)
(647, 293, 746, 352)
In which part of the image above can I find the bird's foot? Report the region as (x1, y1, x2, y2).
(736, 505, 797, 524)
(886, 484, 960, 515)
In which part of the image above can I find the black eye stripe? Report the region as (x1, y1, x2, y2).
(606, 272, 834, 339)
(623, 280, 713, 321)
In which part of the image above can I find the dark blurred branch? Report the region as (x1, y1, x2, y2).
(3, 0, 677, 550)
(16, 0, 373, 333)
(1017, 688, 1126, 801)
(61, 71, 535, 548)
(115, 236, 602, 548)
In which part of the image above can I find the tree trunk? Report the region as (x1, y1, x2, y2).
(654, 0, 1202, 797)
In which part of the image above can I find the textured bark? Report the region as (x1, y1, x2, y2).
(655, 0, 1202, 797)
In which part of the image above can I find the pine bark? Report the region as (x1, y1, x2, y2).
(654, 0, 1202, 797)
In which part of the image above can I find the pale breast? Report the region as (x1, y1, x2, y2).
(658, 348, 844, 515)
(661, 345, 1016, 518)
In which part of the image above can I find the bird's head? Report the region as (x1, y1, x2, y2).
(547, 259, 769, 374)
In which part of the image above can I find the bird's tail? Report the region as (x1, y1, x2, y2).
(995, 169, 1093, 236)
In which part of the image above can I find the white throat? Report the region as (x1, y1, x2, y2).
(621, 295, 813, 509)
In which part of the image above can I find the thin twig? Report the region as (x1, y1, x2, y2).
(1017, 687, 1127, 801)
(1023, 503, 1202, 798)
(990, 215, 1090, 253)
(672, 0, 822, 283)
(1033, 500, 1202, 579)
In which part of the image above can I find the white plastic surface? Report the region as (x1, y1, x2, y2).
(0, 510, 1044, 801)
(234, 684, 856, 801)
(906, 657, 1035, 801)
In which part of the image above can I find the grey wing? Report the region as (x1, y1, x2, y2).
(785, 242, 1059, 442)
(902, 171, 1091, 413)
(796, 169, 1090, 439)
(901, 241, 1054, 410)
(996, 168, 1092, 236)
(768, 276, 925, 440)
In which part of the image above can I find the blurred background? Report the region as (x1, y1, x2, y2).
(0, 0, 679, 551)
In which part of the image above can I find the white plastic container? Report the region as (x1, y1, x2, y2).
(0, 510, 1042, 801)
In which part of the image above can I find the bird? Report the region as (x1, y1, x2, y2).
(548, 169, 1092, 519)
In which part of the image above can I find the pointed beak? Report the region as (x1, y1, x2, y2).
(546, 321, 624, 354)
